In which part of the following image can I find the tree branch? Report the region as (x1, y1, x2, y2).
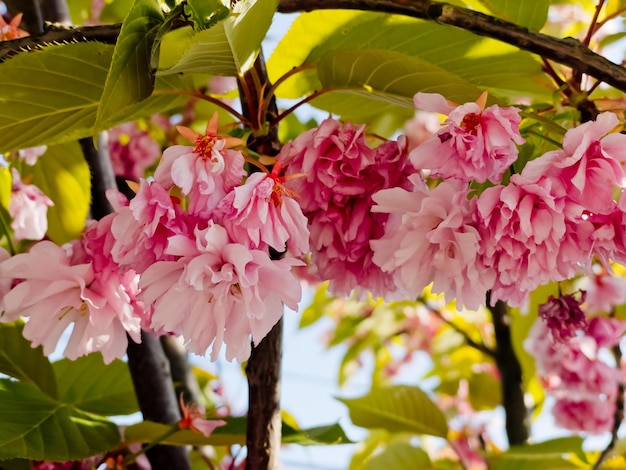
(238, 51, 283, 470)
(277, 0, 626, 93)
(428, 308, 495, 358)
(486, 294, 529, 446)
(3, 1, 626, 94)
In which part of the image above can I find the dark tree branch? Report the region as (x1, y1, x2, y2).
(126, 333, 191, 469)
(486, 294, 529, 446)
(160, 335, 202, 406)
(4, 0, 43, 35)
(238, 51, 283, 470)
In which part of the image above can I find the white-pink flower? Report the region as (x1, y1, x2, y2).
(0, 238, 142, 363)
(140, 222, 303, 362)
(17, 145, 47, 166)
(521, 112, 626, 215)
(371, 178, 495, 310)
(410, 92, 524, 183)
(9, 168, 53, 241)
(154, 113, 246, 217)
(215, 168, 309, 256)
(476, 174, 592, 307)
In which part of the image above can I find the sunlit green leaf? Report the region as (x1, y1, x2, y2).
(162, 0, 276, 76)
(0, 379, 120, 461)
(338, 385, 448, 438)
(95, 0, 164, 130)
(466, 0, 550, 30)
(468, 372, 501, 410)
(27, 141, 90, 244)
(184, 0, 229, 30)
(0, 42, 191, 152)
(53, 354, 139, 416)
(299, 282, 334, 328)
(363, 442, 432, 470)
(0, 322, 57, 398)
(282, 422, 353, 445)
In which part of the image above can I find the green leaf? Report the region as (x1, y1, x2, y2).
(26, 141, 91, 244)
(0, 322, 57, 398)
(489, 437, 586, 469)
(0, 379, 120, 461)
(363, 442, 432, 470)
(338, 385, 448, 438)
(125, 417, 352, 447)
(269, 10, 549, 102)
(162, 0, 276, 76)
(125, 418, 244, 447)
(282, 422, 353, 445)
(468, 0, 550, 30)
(183, 0, 229, 30)
(318, 48, 485, 109)
(0, 42, 112, 152)
(95, 0, 164, 130)
(53, 354, 139, 416)
(299, 282, 334, 328)
(223, 0, 277, 74)
(468, 372, 501, 410)
(0, 42, 191, 153)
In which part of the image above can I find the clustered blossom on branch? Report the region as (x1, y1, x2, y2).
(2, 91, 626, 372)
(0, 113, 308, 363)
(525, 315, 626, 434)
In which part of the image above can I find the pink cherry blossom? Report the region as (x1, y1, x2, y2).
(108, 121, 161, 180)
(538, 293, 587, 343)
(154, 113, 246, 217)
(178, 394, 226, 437)
(410, 92, 524, 183)
(586, 316, 626, 348)
(0, 13, 28, 41)
(17, 145, 47, 165)
(476, 174, 592, 307)
(371, 178, 495, 310)
(580, 271, 626, 314)
(215, 167, 309, 256)
(552, 398, 614, 434)
(521, 112, 626, 215)
(110, 179, 192, 273)
(278, 119, 413, 297)
(9, 168, 53, 241)
(279, 118, 390, 212)
(0, 237, 142, 363)
(140, 222, 303, 362)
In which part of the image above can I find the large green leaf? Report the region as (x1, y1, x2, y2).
(53, 354, 139, 416)
(161, 0, 276, 76)
(26, 141, 91, 244)
(338, 385, 448, 438)
(0, 42, 112, 153)
(0, 379, 120, 461)
(0, 42, 192, 153)
(363, 442, 432, 470)
(95, 0, 164, 130)
(317, 48, 485, 107)
(0, 322, 57, 398)
(269, 11, 549, 101)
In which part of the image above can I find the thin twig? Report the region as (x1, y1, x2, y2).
(428, 308, 495, 358)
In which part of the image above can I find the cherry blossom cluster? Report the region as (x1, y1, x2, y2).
(278, 91, 626, 310)
(0, 113, 309, 363)
(525, 314, 626, 433)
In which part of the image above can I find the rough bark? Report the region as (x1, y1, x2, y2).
(238, 51, 283, 470)
(487, 295, 529, 446)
